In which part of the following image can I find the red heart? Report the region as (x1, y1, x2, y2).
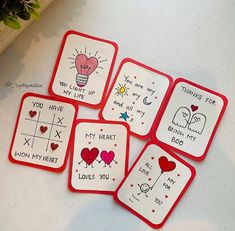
(51, 143, 59, 150)
(158, 156, 176, 173)
(191, 104, 198, 112)
(100, 151, 115, 165)
(29, 110, 37, 118)
(165, 195, 168, 198)
(81, 148, 99, 165)
(75, 54, 98, 76)
(40, 126, 48, 133)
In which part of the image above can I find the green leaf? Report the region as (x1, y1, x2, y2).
(28, 2, 40, 9)
(35, 0, 41, 6)
(29, 8, 40, 20)
(3, 16, 21, 29)
(17, 10, 31, 20)
(13, 2, 25, 13)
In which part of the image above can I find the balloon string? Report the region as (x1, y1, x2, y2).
(151, 171, 163, 190)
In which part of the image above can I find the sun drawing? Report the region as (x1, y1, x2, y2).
(115, 83, 129, 97)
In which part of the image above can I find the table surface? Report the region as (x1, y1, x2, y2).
(0, 1, 235, 230)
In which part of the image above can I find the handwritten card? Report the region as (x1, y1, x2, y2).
(99, 58, 173, 139)
(49, 30, 118, 108)
(9, 93, 77, 172)
(114, 141, 195, 228)
(155, 78, 228, 160)
(69, 119, 129, 194)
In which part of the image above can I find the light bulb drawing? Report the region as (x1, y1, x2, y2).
(68, 48, 107, 87)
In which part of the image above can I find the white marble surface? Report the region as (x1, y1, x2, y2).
(0, 0, 234, 230)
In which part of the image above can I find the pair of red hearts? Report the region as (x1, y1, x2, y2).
(81, 148, 115, 165)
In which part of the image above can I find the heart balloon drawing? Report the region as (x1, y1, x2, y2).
(75, 54, 98, 87)
(79, 147, 99, 167)
(158, 156, 176, 173)
(147, 156, 176, 191)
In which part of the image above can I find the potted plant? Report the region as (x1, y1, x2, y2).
(0, 0, 41, 29)
(0, 0, 54, 53)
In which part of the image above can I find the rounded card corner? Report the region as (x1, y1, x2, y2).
(48, 83, 56, 96)
(21, 92, 34, 100)
(68, 181, 77, 192)
(221, 94, 228, 107)
(131, 130, 150, 140)
(109, 40, 119, 51)
(63, 30, 79, 40)
(174, 77, 187, 83)
(189, 164, 197, 178)
(98, 111, 105, 121)
(88, 101, 102, 109)
(8, 152, 16, 163)
(114, 120, 130, 132)
(165, 74, 174, 85)
(121, 57, 134, 64)
(54, 162, 67, 172)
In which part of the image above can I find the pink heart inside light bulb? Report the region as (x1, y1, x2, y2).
(75, 54, 98, 76)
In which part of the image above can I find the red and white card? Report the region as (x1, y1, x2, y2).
(99, 58, 173, 139)
(69, 119, 130, 194)
(49, 30, 118, 108)
(155, 78, 228, 161)
(9, 93, 77, 172)
(114, 141, 195, 228)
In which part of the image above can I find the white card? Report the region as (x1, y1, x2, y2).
(49, 30, 118, 108)
(9, 93, 77, 172)
(100, 58, 172, 139)
(69, 120, 129, 194)
(114, 142, 195, 228)
(155, 78, 227, 160)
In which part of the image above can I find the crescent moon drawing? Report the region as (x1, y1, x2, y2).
(143, 96, 152, 105)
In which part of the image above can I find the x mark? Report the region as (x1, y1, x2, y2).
(57, 117, 64, 124)
(23, 138, 31, 146)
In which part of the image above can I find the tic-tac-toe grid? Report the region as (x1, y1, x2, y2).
(21, 111, 66, 151)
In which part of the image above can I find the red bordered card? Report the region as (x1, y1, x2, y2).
(114, 140, 196, 229)
(48, 30, 118, 109)
(99, 58, 173, 140)
(154, 78, 228, 161)
(68, 119, 130, 194)
(8, 92, 78, 172)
